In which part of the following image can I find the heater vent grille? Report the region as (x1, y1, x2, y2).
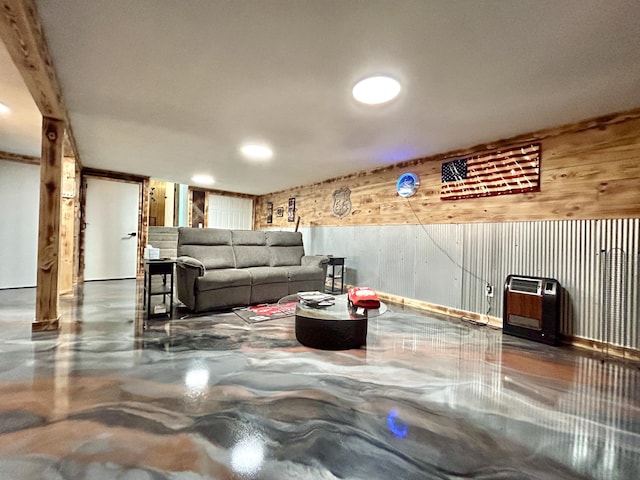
(509, 277, 541, 295)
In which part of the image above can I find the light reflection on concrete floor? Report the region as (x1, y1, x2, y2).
(0, 279, 638, 479)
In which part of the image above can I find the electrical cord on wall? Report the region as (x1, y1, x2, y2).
(483, 295, 495, 327)
(406, 197, 494, 319)
(405, 198, 490, 285)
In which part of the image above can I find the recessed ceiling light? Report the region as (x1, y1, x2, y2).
(191, 174, 214, 185)
(0, 102, 10, 115)
(352, 76, 401, 105)
(240, 144, 273, 160)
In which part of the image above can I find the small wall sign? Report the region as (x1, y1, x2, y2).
(332, 187, 351, 219)
(288, 198, 296, 222)
(267, 202, 273, 224)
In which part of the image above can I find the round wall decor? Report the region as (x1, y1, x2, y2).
(396, 173, 420, 197)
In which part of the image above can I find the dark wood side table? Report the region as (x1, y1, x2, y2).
(325, 256, 345, 294)
(143, 259, 176, 320)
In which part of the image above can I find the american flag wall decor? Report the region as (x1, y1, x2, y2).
(441, 144, 541, 200)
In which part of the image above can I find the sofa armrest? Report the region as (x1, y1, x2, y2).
(302, 255, 329, 279)
(177, 256, 206, 276)
(301, 255, 329, 268)
(176, 256, 205, 311)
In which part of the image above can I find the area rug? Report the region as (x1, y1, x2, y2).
(233, 301, 297, 324)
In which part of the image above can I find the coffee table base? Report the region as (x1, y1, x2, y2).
(295, 314, 367, 350)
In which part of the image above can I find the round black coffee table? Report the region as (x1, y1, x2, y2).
(280, 294, 386, 350)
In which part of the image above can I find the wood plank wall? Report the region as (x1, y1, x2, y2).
(140, 178, 150, 276)
(148, 179, 167, 226)
(58, 156, 76, 294)
(255, 110, 640, 229)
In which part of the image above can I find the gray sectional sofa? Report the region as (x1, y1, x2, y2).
(176, 227, 329, 312)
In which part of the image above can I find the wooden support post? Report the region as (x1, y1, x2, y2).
(140, 178, 150, 277)
(33, 116, 64, 332)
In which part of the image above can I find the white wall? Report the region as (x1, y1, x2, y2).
(0, 161, 39, 289)
(178, 184, 189, 227)
(208, 194, 253, 230)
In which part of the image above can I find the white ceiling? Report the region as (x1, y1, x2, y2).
(2, 0, 640, 195)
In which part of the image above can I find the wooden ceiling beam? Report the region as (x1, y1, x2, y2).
(0, 148, 39, 165)
(0, 0, 81, 163)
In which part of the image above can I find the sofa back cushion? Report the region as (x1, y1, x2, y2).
(232, 230, 270, 268)
(177, 228, 235, 269)
(266, 231, 305, 266)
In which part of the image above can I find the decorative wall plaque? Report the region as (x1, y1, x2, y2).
(288, 198, 296, 222)
(332, 187, 351, 219)
(396, 172, 420, 197)
(267, 202, 273, 224)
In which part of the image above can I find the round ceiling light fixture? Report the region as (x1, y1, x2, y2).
(352, 75, 401, 105)
(191, 174, 215, 185)
(240, 144, 273, 161)
(0, 102, 10, 115)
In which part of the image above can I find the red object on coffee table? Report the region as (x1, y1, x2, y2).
(348, 287, 380, 309)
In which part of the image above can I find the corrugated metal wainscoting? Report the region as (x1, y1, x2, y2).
(298, 218, 639, 351)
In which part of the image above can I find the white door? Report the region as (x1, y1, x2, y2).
(0, 161, 39, 288)
(84, 177, 139, 281)
(208, 194, 253, 230)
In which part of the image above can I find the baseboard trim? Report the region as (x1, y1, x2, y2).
(374, 290, 502, 328)
(372, 288, 640, 362)
(562, 336, 640, 362)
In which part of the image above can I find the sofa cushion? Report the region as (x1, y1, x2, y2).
(232, 230, 266, 246)
(232, 230, 270, 268)
(178, 228, 235, 269)
(286, 265, 326, 282)
(266, 231, 302, 247)
(234, 246, 270, 268)
(180, 245, 235, 269)
(269, 245, 305, 266)
(179, 227, 231, 246)
(245, 266, 289, 285)
(196, 269, 251, 292)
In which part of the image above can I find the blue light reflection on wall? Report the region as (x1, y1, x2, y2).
(380, 146, 422, 164)
(387, 409, 409, 438)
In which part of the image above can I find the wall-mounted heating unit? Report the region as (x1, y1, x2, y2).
(503, 275, 561, 345)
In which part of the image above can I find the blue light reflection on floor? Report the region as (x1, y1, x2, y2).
(387, 409, 409, 439)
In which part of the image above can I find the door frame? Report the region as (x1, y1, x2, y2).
(79, 168, 150, 282)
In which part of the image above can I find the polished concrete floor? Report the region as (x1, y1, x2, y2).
(0, 279, 638, 479)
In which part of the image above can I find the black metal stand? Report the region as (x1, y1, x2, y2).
(143, 259, 176, 320)
(325, 257, 345, 294)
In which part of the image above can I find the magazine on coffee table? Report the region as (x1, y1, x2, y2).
(297, 291, 335, 307)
